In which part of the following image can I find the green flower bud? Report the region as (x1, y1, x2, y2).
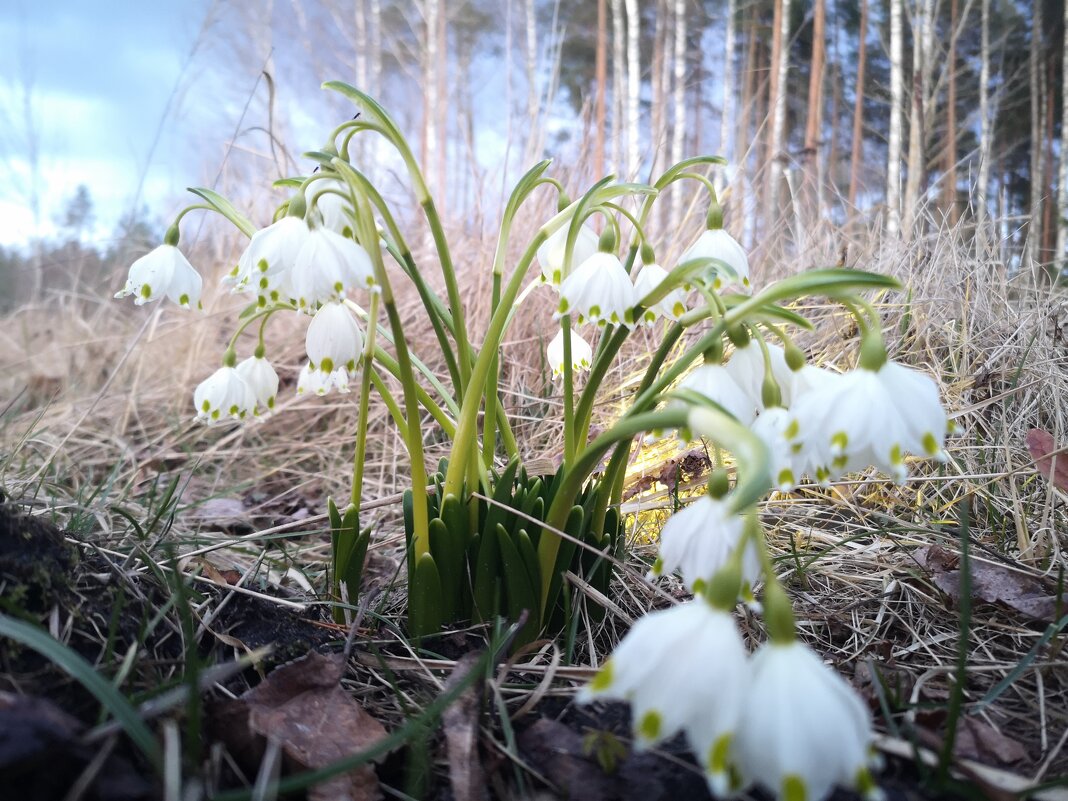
(763, 581, 797, 643)
(706, 200, 724, 231)
(640, 242, 656, 265)
(164, 224, 181, 247)
(287, 192, 308, 219)
(702, 336, 725, 365)
(785, 341, 806, 372)
(727, 326, 750, 349)
(707, 468, 731, 499)
(761, 375, 783, 410)
(858, 329, 888, 371)
(598, 226, 617, 253)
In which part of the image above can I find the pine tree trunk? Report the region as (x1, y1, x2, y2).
(624, 0, 641, 179)
(595, 0, 607, 180)
(847, 0, 868, 210)
(887, 0, 904, 236)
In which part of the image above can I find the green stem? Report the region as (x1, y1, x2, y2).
(350, 292, 381, 508)
(535, 407, 692, 612)
(562, 316, 576, 465)
(369, 367, 408, 432)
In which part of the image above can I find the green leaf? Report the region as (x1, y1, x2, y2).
(0, 614, 161, 769)
(408, 553, 443, 641)
(482, 458, 519, 543)
(186, 187, 256, 238)
(471, 522, 502, 624)
(428, 518, 461, 623)
(495, 523, 539, 643)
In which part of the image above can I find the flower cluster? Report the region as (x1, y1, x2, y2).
(116, 188, 381, 420)
(580, 598, 881, 801)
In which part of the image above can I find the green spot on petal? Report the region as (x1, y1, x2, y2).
(890, 444, 903, 464)
(258, 258, 269, 273)
(267, 396, 275, 409)
(923, 432, 939, 455)
(707, 733, 732, 774)
(831, 431, 848, 451)
(589, 661, 613, 692)
(672, 301, 686, 317)
(201, 400, 210, 412)
(589, 304, 601, 318)
(179, 293, 190, 306)
(784, 419, 800, 439)
(783, 775, 807, 801)
(855, 767, 878, 798)
(777, 468, 795, 487)
(210, 409, 220, 420)
(637, 710, 662, 742)
(320, 358, 334, 373)
(140, 284, 151, 299)
(650, 557, 663, 576)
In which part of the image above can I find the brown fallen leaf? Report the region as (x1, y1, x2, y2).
(954, 716, 1029, 766)
(213, 650, 388, 801)
(1026, 428, 1068, 492)
(913, 546, 1058, 622)
(442, 652, 489, 801)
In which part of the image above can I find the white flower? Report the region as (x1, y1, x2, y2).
(235, 356, 279, 416)
(556, 252, 637, 326)
(578, 601, 749, 795)
(306, 301, 363, 374)
(296, 362, 351, 396)
(193, 366, 255, 424)
(650, 495, 760, 593)
(679, 228, 751, 292)
(289, 228, 376, 311)
(788, 360, 948, 483)
(537, 220, 600, 285)
(547, 328, 593, 378)
(633, 263, 687, 323)
(115, 245, 203, 309)
(751, 406, 827, 490)
(735, 641, 879, 801)
(230, 216, 310, 303)
(678, 364, 757, 426)
(309, 180, 355, 236)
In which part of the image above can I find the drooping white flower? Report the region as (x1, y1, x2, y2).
(578, 601, 749, 795)
(547, 328, 593, 378)
(751, 406, 828, 490)
(678, 364, 757, 426)
(115, 245, 203, 309)
(193, 366, 256, 424)
(296, 362, 351, 396)
(633, 263, 687, 323)
(788, 360, 948, 483)
(289, 228, 376, 311)
(309, 180, 355, 236)
(235, 355, 279, 416)
(305, 301, 363, 374)
(679, 228, 751, 292)
(229, 216, 310, 303)
(556, 252, 637, 326)
(650, 495, 760, 593)
(537, 220, 600, 285)
(734, 641, 879, 801)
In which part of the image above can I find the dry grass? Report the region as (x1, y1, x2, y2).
(2, 185, 1067, 796)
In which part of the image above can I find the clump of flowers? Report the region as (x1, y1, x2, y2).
(116, 84, 951, 801)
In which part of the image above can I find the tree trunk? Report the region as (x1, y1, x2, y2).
(766, 0, 791, 226)
(624, 0, 641, 179)
(595, 0, 607, 179)
(903, 0, 934, 236)
(847, 0, 868, 210)
(611, 0, 625, 175)
(422, 0, 439, 190)
(886, 0, 904, 236)
(803, 0, 825, 226)
(944, 0, 959, 224)
(1029, 0, 1044, 266)
(1058, 0, 1068, 263)
(651, 0, 668, 186)
(717, 0, 737, 195)
(670, 0, 687, 221)
(977, 0, 991, 238)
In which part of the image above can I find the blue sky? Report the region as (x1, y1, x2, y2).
(0, 1, 212, 247)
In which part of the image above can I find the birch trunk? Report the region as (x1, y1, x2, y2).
(803, 0, 825, 225)
(624, 0, 641, 179)
(944, 0, 959, 224)
(611, 0, 625, 175)
(848, 0, 867, 209)
(1029, 0, 1044, 265)
(766, 0, 790, 226)
(886, 0, 903, 236)
(1058, 0, 1068, 262)
(977, 0, 991, 235)
(671, 0, 687, 222)
(595, 0, 607, 179)
(716, 0, 736, 196)
(902, 0, 933, 236)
